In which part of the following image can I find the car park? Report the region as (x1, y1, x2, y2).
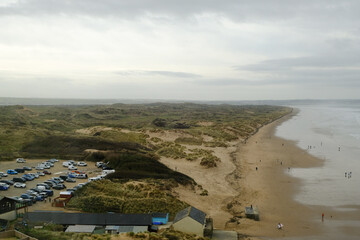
(23, 166, 32, 171)
(7, 169, 18, 175)
(77, 161, 87, 166)
(14, 182, 26, 188)
(16, 158, 26, 163)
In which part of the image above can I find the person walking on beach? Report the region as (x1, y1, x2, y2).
(277, 223, 283, 229)
(322, 213, 324, 222)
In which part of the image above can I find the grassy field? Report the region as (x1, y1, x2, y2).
(66, 179, 189, 219)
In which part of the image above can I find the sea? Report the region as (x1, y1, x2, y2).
(275, 101, 360, 239)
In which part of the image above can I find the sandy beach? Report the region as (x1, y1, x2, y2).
(160, 110, 334, 239)
(228, 110, 328, 238)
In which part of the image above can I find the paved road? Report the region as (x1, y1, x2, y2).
(212, 229, 238, 240)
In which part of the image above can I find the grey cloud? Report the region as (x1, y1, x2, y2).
(2, 0, 360, 25)
(235, 55, 360, 72)
(114, 70, 201, 78)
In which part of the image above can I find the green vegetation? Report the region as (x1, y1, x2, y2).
(103, 152, 194, 185)
(0, 103, 290, 161)
(67, 180, 188, 219)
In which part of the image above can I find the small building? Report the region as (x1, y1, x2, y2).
(245, 206, 259, 221)
(65, 225, 96, 233)
(105, 225, 148, 234)
(152, 212, 169, 225)
(0, 196, 17, 221)
(172, 206, 206, 237)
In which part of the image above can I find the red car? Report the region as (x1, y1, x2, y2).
(43, 170, 51, 175)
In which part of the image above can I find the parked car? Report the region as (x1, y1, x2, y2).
(28, 173, 39, 178)
(7, 169, 18, 175)
(65, 178, 76, 182)
(96, 162, 104, 168)
(50, 158, 59, 162)
(43, 170, 51, 175)
(14, 182, 26, 188)
(0, 183, 9, 190)
(36, 183, 50, 189)
(76, 173, 88, 179)
(22, 174, 34, 181)
(0, 172, 8, 177)
(43, 181, 56, 187)
(13, 177, 26, 183)
(23, 166, 32, 171)
(35, 165, 44, 170)
(43, 189, 54, 196)
(16, 158, 26, 163)
(68, 160, 77, 166)
(0, 180, 14, 185)
(62, 162, 72, 167)
(52, 177, 64, 183)
(37, 171, 45, 176)
(68, 165, 77, 170)
(53, 184, 66, 190)
(14, 168, 25, 173)
(77, 161, 87, 166)
(59, 175, 68, 181)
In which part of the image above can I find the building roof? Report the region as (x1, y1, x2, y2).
(173, 206, 206, 225)
(65, 225, 96, 233)
(152, 213, 168, 218)
(25, 212, 152, 226)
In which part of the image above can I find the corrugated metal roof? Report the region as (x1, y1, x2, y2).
(65, 225, 96, 233)
(173, 206, 206, 225)
(25, 212, 152, 226)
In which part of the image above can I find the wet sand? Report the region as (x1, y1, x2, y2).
(227, 110, 327, 238)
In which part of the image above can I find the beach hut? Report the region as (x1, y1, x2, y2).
(172, 206, 206, 237)
(152, 213, 169, 225)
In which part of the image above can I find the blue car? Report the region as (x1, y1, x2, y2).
(0, 185, 9, 191)
(7, 169, 18, 175)
(23, 174, 34, 181)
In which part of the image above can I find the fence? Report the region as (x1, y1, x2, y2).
(0, 230, 38, 240)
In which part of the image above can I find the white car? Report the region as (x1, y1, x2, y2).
(35, 165, 44, 170)
(0, 172, 8, 177)
(62, 161, 72, 167)
(68, 165, 77, 170)
(14, 182, 26, 188)
(77, 161, 87, 167)
(16, 158, 26, 163)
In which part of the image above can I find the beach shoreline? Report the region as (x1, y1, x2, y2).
(226, 109, 326, 238)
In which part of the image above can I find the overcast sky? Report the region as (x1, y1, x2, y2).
(1, 0, 360, 100)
